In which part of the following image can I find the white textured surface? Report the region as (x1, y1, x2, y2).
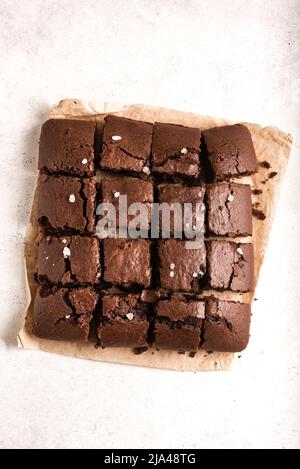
(0, 0, 300, 450)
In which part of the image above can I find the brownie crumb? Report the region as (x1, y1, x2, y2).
(259, 161, 271, 169)
(268, 171, 278, 179)
(252, 208, 266, 220)
(252, 189, 263, 195)
(189, 351, 197, 358)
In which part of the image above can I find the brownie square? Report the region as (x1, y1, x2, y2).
(154, 297, 205, 352)
(32, 287, 98, 341)
(158, 239, 206, 292)
(201, 298, 251, 352)
(101, 175, 153, 230)
(202, 124, 258, 181)
(37, 236, 101, 285)
(98, 294, 149, 348)
(38, 175, 96, 234)
(206, 182, 252, 237)
(157, 183, 205, 237)
(151, 122, 201, 179)
(207, 240, 254, 292)
(103, 239, 152, 288)
(101, 115, 153, 174)
(39, 119, 96, 177)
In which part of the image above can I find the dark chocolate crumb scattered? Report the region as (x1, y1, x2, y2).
(254, 298, 258, 301)
(238, 355, 242, 359)
(178, 350, 186, 355)
(268, 171, 278, 179)
(259, 160, 271, 169)
(252, 208, 266, 220)
(252, 189, 263, 195)
(189, 351, 196, 358)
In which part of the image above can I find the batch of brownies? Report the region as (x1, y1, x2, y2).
(33, 114, 258, 353)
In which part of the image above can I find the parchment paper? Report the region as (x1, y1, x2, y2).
(17, 100, 292, 371)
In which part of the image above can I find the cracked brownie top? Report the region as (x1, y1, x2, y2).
(153, 297, 205, 352)
(100, 114, 153, 174)
(151, 122, 201, 179)
(206, 182, 252, 237)
(37, 235, 101, 286)
(207, 240, 254, 292)
(158, 239, 206, 293)
(33, 287, 98, 342)
(37, 174, 96, 234)
(202, 298, 251, 352)
(39, 119, 96, 177)
(98, 294, 149, 348)
(202, 124, 258, 181)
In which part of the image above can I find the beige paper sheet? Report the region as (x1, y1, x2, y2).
(18, 100, 293, 371)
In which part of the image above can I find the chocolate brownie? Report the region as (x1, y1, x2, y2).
(103, 239, 152, 288)
(39, 119, 96, 177)
(206, 182, 252, 237)
(154, 297, 205, 352)
(151, 122, 201, 179)
(32, 287, 98, 341)
(98, 294, 149, 348)
(37, 236, 100, 285)
(101, 115, 153, 174)
(207, 240, 254, 292)
(201, 298, 251, 352)
(157, 183, 205, 237)
(38, 175, 96, 234)
(101, 175, 153, 230)
(158, 239, 206, 292)
(202, 124, 258, 181)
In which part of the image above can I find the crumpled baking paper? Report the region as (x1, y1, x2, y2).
(17, 100, 292, 371)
